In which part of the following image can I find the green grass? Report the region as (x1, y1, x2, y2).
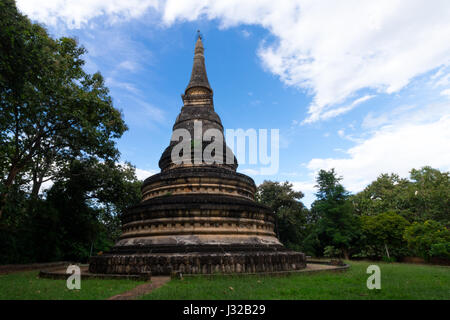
(1, 261, 448, 300)
(142, 261, 450, 300)
(0, 271, 144, 300)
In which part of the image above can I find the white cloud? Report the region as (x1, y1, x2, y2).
(337, 128, 362, 143)
(362, 105, 417, 129)
(307, 107, 450, 193)
(291, 102, 450, 206)
(135, 167, 157, 180)
(16, 0, 159, 28)
(316, 95, 375, 122)
(118, 60, 139, 72)
(241, 29, 251, 38)
(105, 77, 140, 95)
(291, 181, 316, 207)
(160, 0, 450, 123)
(122, 97, 165, 127)
(17, 1, 450, 123)
(441, 88, 450, 97)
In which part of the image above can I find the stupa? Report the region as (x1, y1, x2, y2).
(89, 35, 306, 275)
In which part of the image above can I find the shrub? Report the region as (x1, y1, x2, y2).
(359, 211, 410, 260)
(403, 220, 450, 260)
(323, 246, 341, 258)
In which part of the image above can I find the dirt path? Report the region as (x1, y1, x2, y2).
(107, 276, 171, 300)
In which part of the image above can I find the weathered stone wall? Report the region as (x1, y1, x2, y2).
(89, 251, 306, 275)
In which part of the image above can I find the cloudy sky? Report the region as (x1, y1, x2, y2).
(17, 0, 450, 206)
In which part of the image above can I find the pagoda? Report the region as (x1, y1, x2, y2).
(89, 35, 306, 275)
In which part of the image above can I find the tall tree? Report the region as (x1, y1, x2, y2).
(310, 169, 360, 259)
(0, 0, 127, 217)
(408, 167, 450, 225)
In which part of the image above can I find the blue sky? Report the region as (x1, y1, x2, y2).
(17, 1, 450, 207)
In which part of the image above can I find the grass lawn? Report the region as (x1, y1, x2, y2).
(0, 271, 144, 300)
(0, 261, 448, 300)
(142, 261, 450, 300)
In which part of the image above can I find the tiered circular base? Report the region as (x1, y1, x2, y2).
(89, 167, 306, 275)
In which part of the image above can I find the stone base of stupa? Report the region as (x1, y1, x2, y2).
(89, 186, 306, 275)
(89, 249, 306, 275)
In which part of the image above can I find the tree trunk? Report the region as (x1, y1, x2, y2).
(343, 249, 349, 260)
(0, 166, 21, 219)
(31, 170, 45, 199)
(31, 156, 53, 199)
(384, 243, 390, 259)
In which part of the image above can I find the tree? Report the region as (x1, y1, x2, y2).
(408, 167, 450, 225)
(359, 211, 410, 260)
(351, 167, 449, 226)
(37, 159, 141, 262)
(256, 181, 307, 249)
(404, 220, 450, 261)
(351, 173, 411, 217)
(0, 1, 142, 264)
(0, 157, 142, 264)
(0, 0, 127, 218)
(310, 169, 360, 259)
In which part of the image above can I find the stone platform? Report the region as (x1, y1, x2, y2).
(39, 261, 347, 281)
(89, 250, 306, 275)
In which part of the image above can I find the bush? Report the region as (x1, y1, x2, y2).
(404, 220, 450, 260)
(358, 211, 410, 260)
(323, 246, 341, 258)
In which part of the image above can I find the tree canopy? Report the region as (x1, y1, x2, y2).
(308, 169, 360, 259)
(0, 0, 140, 264)
(0, 0, 127, 218)
(256, 181, 307, 249)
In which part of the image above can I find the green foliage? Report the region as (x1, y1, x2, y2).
(350, 167, 449, 260)
(44, 159, 142, 262)
(0, 0, 141, 264)
(408, 167, 450, 224)
(351, 173, 411, 217)
(0, 0, 127, 217)
(359, 211, 410, 260)
(352, 167, 449, 225)
(0, 159, 142, 264)
(323, 246, 340, 258)
(404, 220, 450, 260)
(256, 181, 307, 249)
(309, 169, 360, 258)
